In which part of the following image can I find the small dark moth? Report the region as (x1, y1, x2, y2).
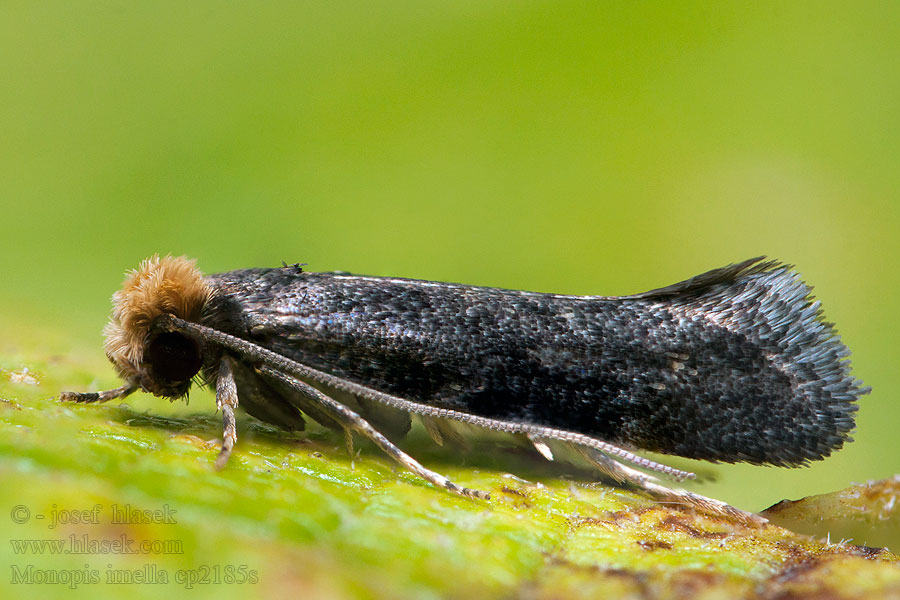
(61, 256, 869, 523)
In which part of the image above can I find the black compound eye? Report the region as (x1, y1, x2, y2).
(146, 332, 202, 384)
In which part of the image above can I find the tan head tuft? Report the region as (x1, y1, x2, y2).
(103, 255, 211, 382)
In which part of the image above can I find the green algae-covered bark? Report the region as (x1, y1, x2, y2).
(1, 328, 898, 600)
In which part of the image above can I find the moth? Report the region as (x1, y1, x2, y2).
(61, 255, 869, 523)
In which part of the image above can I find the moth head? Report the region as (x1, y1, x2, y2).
(103, 255, 212, 398)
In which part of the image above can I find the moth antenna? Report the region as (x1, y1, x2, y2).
(163, 315, 698, 482)
(574, 446, 695, 482)
(255, 365, 489, 501)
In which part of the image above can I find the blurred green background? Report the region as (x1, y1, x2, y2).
(1, 0, 897, 544)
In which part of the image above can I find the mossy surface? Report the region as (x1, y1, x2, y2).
(1, 325, 898, 599)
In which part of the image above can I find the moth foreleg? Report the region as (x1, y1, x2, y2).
(214, 357, 239, 470)
(59, 383, 138, 404)
(256, 365, 490, 501)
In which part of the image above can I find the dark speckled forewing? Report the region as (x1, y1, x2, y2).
(201, 262, 865, 467)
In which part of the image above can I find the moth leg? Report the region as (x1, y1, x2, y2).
(229, 359, 307, 431)
(263, 375, 344, 433)
(59, 383, 138, 404)
(353, 392, 412, 440)
(256, 365, 489, 501)
(421, 416, 470, 450)
(554, 442, 694, 482)
(421, 416, 446, 447)
(161, 317, 698, 480)
(163, 318, 760, 521)
(584, 450, 766, 526)
(344, 428, 356, 468)
(214, 357, 239, 470)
